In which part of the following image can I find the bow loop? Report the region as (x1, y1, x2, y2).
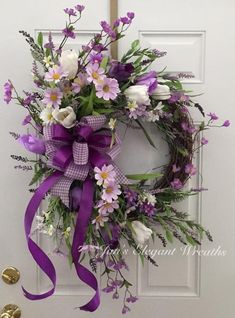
(73, 141, 89, 165)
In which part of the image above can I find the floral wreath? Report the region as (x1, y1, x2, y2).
(4, 5, 230, 315)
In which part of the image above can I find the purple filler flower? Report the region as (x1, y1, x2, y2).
(126, 295, 138, 303)
(64, 8, 77, 16)
(185, 163, 197, 176)
(222, 120, 230, 127)
(108, 61, 134, 82)
(22, 115, 32, 126)
(100, 20, 112, 33)
(62, 27, 76, 39)
(75, 4, 85, 12)
(122, 305, 131, 314)
(207, 112, 218, 121)
(201, 137, 208, 145)
(127, 12, 135, 20)
(102, 285, 115, 293)
(170, 178, 183, 190)
(3, 81, 13, 104)
(120, 17, 131, 25)
(89, 52, 103, 64)
(124, 188, 138, 205)
(19, 134, 45, 154)
(140, 202, 156, 217)
(136, 71, 157, 94)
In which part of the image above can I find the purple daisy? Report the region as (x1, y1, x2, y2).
(42, 88, 63, 107)
(95, 77, 120, 101)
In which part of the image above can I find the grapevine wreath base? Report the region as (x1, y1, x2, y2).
(4, 4, 229, 314)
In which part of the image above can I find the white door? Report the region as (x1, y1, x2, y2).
(0, 1, 235, 318)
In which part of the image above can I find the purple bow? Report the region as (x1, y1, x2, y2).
(23, 115, 128, 312)
(44, 115, 127, 207)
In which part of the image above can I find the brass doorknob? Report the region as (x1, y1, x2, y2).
(1, 267, 20, 285)
(1, 305, 21, 318)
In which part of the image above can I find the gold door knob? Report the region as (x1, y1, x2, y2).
(1, 267, 20, 285)
(1, 305, 21, 318)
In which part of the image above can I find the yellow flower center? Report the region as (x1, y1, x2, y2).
(47, 113, 53, 120)
(53, 73, 60, 80)
(92, 72, 99, 80)
(96, 215, 102, 222)
(50, 94, 58, 102)
(100, 172, 108, 179)
(103, 202, 111, 208)
(103, 85, 110, 93)
(105, 187, 113, 194)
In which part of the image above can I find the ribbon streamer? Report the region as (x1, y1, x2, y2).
(22, 171, 63, 300)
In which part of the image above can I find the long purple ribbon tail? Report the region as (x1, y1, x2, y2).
(22, 171, 63, 300)
(72, 178, 100, 312)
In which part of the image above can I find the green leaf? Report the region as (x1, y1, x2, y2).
(79, 87, 95, 116)
(100, 56, 109, 70)
(185, 234, 197, 246)
(37, 32, 43, 48)
(126, 172, 163, 181)
(131, 39, 140, 50)
(95, 108, 115, 114)
(166, 230, 173, 243)
(176, 147, 189, 157)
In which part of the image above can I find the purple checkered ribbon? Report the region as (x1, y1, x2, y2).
(43, 115, 128, 207)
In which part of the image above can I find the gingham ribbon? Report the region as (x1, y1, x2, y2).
(43, 115, 128, 207)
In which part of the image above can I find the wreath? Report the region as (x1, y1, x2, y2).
(4, 5, 230, 314)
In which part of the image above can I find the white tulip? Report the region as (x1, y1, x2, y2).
(59, 50, 78, 79)
(131, 221, 153, 246)
(151, 84, 171, 100)
(52, 106, 76, 129)
(124, 85, 150, 105)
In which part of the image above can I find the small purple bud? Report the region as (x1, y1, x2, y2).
(222, 120, 230, 127)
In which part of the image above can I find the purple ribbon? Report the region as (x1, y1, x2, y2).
(72, 178, 100, 311)
(22, 171, 63, 299)
(23, 116, 128, 311)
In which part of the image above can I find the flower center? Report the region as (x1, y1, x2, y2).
(103, 85, 110, 93)
(92, 72, 99, 80)
(105, 187, 113, 194)
(53, 73, 60, 80)
(47, 113, 53, 120)
(100, 172, 108, 179)
(96, 215, 102, 222)
(50, 94, 58, 102)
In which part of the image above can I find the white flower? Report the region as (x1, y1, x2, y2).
(59, 49, 78, 79)
(126, 100, 138, 112)
(141, 192, 156, 205)
(124, 85, 150, 105)
(131, 221, 153, 246)
(40, 106, 56, 125)
(63, 226, 71, 239)
(92, 213, 109, 230)
(146, 102, 164, 122)
(108, 118, 117, 130)
(47, 225, 55, 236)
(43, 55, 54, 68)
(52, 106, 76, 129)
(151, 84, 171, 100)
